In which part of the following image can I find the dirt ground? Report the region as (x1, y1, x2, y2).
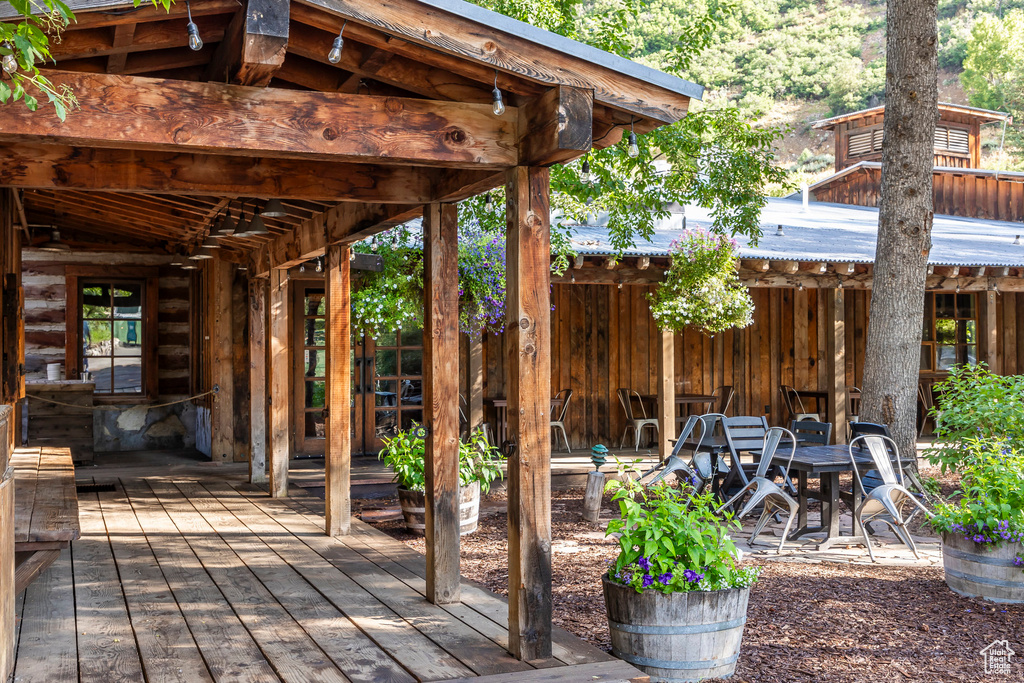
(357, 467, 1024, 682)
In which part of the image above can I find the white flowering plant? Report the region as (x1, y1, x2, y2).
(647, 228, 754, 336)
(351, 228, 423, 338)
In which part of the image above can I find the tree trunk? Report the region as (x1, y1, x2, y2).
(859, 0, 938, 469)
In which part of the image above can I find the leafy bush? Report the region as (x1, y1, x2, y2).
(605, 465, 760, 594)
(926, 363, 1024, 472)
(379, 427, 505, 494)
(928, 439, 1024, 570)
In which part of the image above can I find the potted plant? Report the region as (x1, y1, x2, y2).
(379, 427, 504, 535)
(603, 469, 760, 682)
(927, 438, 1024, 603)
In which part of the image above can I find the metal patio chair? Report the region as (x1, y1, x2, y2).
(638, 414, 715, 492)
(848, 434, 932, 562)
(550, 388, 573, 452)
(705, 385, 735, 416)
(780, 385, 820, 422)
(720, 415, 770, 493)
(617, 388, 659, 451)
(789, 420, 831, 447)
(715, 427, 799, 553)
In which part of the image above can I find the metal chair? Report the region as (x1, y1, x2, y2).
(716, 427, 799, 553)
(638, 415, 710, 491)
(705, 385, 735, 416)
(789, 420, 832, 447)
(720, 415, 770, 493)
(848, 435, 932, 562)
(780, 385, 820, 422)
(617, 388, 659, 451)
(550, 388, 573, 452)
(918, 381, 939, 437)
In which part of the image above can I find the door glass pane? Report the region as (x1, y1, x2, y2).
(305, 411, 325, 438)
(963, 344, 977, 365)
(84, 321, 111, 356)
(112, 358, 143, 393)
(376, 330, 397, 347)
(920, 345, 932, 371)
(956, 293, 975, 318)
(112, 283, 143, 318)
(937, 345, 957, 371)
(401, 327, 421, 346)
(935, 319, 956, 344)
(304, 349, 325, 378)
(401, 409, 423, 430)
(81, 285, 111, 318)
(962, 320, 976, 344)
(87, 357, 112, 392)
(400, 379, 423, 405)
(935, 293, 955, 319)
(375, 379, 398, 406)
(400, 349, 422, 375)
(376, 349, 397, 376)
(922, 295, 933, 340)
(311, 318, 326, 346)
(113, 321, 143, 355)
(375, 410, 397, 439)
(305, 380, 325, 408)
(305, 291, 325, 315)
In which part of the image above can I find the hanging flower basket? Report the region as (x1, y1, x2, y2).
(647, 228, 754, 336)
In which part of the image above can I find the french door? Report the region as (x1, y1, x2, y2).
(352, 327, 424, 455)
(293, 284, 327, 455)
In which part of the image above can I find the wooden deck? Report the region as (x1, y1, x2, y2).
(11, 475, 646, 683)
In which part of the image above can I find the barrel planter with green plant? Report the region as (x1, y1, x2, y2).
(603, 468, 760, 682)
(380, 427, 503, 536)
(924, 365, 1024, 604)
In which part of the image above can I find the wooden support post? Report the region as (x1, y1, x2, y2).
(505, 166, 553, 661)
(468, 335, 484, 433)
(582, 470, 605, 524)
(211, 260, 235, 462)
(826, 288, 847, 444)
(982, 290, 999, 373)
(657, 328, 675, 460)
(269, 267, 290, 497)
(249, 277, 268, 483)
(423, 202, 461, 604)
(325, 245, 352, 536)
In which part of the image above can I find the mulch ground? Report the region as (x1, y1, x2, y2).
(356, 467, 1024, 682)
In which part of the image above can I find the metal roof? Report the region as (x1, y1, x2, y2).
(811, 102, 1009, 130)
(793, 161, 1024, 200)
(565, 198, 1024, 267)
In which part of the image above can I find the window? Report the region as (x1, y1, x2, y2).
(934, 126, 970, 155)
(921, 292, 977, 372)
(80, 280, 147, 394)
(848, 128, 883, 157)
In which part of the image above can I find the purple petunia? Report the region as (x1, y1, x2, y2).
(683, 569, 704, 583)
(657, 572, 673, 585)
(637, 556, 651, 572)
(641, 574, 654, 588)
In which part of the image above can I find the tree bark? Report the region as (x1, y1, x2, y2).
(859, 0, 938, 468)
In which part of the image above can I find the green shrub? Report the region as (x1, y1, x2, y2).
(379, 427, 505, 493)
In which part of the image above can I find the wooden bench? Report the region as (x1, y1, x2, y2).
(12, 447, 80, 593)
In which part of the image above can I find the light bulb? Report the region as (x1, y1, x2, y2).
(491, 86, 505, 116)
(187, 22, 203, 51)
(328, 35, 344, 64)
(581, 159, 592, 184)
(484, 194, 494, 212)
(315, 258, 323, 273)
(300, 263, 305, 273)
(1, 52, 16, 74)
(627, 131, 640, 158)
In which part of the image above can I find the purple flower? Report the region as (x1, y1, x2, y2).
(1014, 556, 1024, 568)
(637, 556, 651, 572)
(641, 574, 654, 588)
(683, 569, 704, 583)
(657, 572, 673, 585)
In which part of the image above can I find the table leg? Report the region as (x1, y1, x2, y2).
(851, 471, 863, 538)
(816, 472, 841, 550)
(798, 471, 809, 530)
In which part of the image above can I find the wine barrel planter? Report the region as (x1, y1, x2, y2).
(397, 482, 481, 536)
(603, 575, 750, 682)
(942, 533, 1024, 604)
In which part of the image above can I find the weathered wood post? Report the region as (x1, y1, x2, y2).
(423, 202, 461, 604)
(826, 288, 847, 444)
(505, 166, 553, 660)
(269, 267, 290, 497)
(211, 259, 236, 462)
(582, 470, 605, 524)
(657, 328, 675, 459)
(325, 245, 352, 536)
(0, 406, 12, 681)
(248, 276, 268, 484)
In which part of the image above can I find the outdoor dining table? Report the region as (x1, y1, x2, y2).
(486, 396, 564, 446)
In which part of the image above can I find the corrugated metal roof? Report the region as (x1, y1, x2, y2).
(810, 102, 1008, 130)
(565, 198, 1024, 267)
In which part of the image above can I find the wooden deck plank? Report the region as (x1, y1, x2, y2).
(168, 480, 420, 683)
(139, 480, 351, 683)
(12, 448, 41, 544)
(210, 481, 530, 678)
(94, 485, 215, 683)
(437, 660, 648, 682)
(206, 483, 487, 679)
(72, 491, 146, 683)
(116, 480, 278, 682)
(12, 548, 78, 683)
(14, 550, 61, 595)
(249, 486, 613, 667)
(29, 448, 80, 543)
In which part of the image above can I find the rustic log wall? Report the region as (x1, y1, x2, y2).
(22, 250, 195, 451)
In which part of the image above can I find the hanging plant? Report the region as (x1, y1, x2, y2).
(456, 208, 507, 338)
(647, 227, 754, 335)
(351, 228, 423, 338)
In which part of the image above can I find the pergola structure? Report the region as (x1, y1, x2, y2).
(0, 0, 700, 665)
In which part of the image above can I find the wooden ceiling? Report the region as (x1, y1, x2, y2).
(1, 0, 698, 262)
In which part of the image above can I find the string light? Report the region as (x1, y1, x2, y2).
(328, 21, 347, 64)
(185, 1, 203, 51)
(581, 158, 592, 185)
(315, 257, 323, 273)
(491, 70, 505, 116)
(484, 194, 494, 212)
(775, 225, 785, 237)
(1, 43, 16, 73)
(627, 118, 639, 158)
(1015, 235, 1021, 245)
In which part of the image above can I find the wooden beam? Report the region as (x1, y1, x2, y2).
(982, 290, 999, 373)
(572, 254, 584, 269)
(1, 71, 519, 169)
(801, 262, 827, 274)
(743, 259, 770, 272)
(773, 260, 799, 274)
(422, 202, 461, 604)
(551, 265, 662, 285)
(269, 267, 290, 497)
(637, 257, 650, 270)
(826, 288, 847, 445)
(832, 262, 856, 276)
(205, 0, 289, 86)
(0, 143, 492, 203)
(325, 244, 352, 535)
(603, 257, 617, 270)
(301, 0, 694, 123)
(248, 276, 268, 484)
(970, 266, 987, 277)
(518, 86, 593, 166)
(505, 166, 552, 661)
(210, 260, 235, 462)
(656, 329, 674, 460)
(106, 22, 136, 74)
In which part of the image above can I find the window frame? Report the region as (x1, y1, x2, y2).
(65, 266, 159, 402)
(920, 290, 978, 375)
